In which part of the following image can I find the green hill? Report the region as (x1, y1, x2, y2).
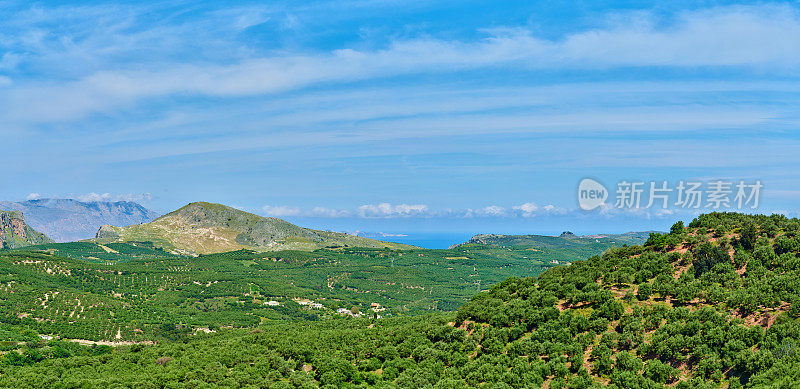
(91, 202, 415, 255)
(0, 210, 53, 249)
(453, 231, 652, 249)
(451, 231, 651, 264)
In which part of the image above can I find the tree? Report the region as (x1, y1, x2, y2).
(644, 359, 677, 383)
(692, 243, 730, 277)
(637, 283, 653, 301)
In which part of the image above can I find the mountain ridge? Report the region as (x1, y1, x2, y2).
(0, 198, 159, 242)
(92, 201, 415, 254)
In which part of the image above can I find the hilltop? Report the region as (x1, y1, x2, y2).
(0, 210, 53, 249)
(92, 202, 415, 254)
(450, 231, 651, 264)
(453, 231, 652, 248)
(0, 199, 159, 242)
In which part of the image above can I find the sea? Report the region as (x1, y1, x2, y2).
(375, 232, 476, 249)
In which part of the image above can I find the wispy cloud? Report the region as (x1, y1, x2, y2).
(357, 203, 429, 218)
(20, 192, 154, 203)
(511, 202, 568, 217)
(262, 202, 568, 219)
(261, 205, 302, 217)
(263, 203, 430, 218)
(74, 192, 153, 203)
(3, 5, 800, 124)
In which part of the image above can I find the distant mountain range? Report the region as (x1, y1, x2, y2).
(0, 210, 53, 249)
(0, 199, 159, 242)
(92, 201, 415, 255)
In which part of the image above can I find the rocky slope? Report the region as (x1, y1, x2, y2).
(0, 210, 54, 249)
(93, 202, 415, 255)
(0, 199, 159, 242)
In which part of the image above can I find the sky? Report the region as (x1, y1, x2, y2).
(2, 1, 800, 237)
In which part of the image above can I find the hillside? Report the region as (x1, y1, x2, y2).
(0, 211, 53, 249)
(451, 231, 651, 264)
(453, 231, 651, 248)
(91, 202, 414, 254)
(0, 199, 159, 242)
(1, 212, 798, 387)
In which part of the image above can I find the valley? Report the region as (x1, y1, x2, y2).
(2, 223, 644, 342)
(0, 212, 796, 387)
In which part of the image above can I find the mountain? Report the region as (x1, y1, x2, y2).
(92, 201, 415, 254)
(0, 199, 159, 242)
(0, 210, 53, 249)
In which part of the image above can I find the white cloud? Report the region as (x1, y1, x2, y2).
(26, 192, 41, 200)
(357, 203, 429, 218)
(258, 202, 576, 219)
(556, 6, 800, 67)
(255, 202, 709, 220)
(596, 206, 698, 220)
(74, 192, 152, 202)
(309, 207, 351, 218)
(262, 205, 302, 217)
(4, 5, 800, 124)
(262, 203, 431, 218)
(542, 205, 567, 215)
(510, 202, 567, 217)
(654, 209, 678, 217)
(479, 205, 507, 217)
(513, 202, 538, 217)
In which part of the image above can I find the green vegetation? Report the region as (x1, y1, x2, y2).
(452, 231, 651, 264)
(0, 237, 612, 342)
(5, 212, 800, 387)
(92, 202, 415, 255)
(13, 241, 180, 262)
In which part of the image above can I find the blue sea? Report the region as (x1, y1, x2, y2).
(375, 232, 476, 249)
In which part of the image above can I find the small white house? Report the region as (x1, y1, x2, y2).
(265, 300, 280, 306)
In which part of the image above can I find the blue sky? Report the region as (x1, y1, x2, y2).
(2, 1, 800, 236)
